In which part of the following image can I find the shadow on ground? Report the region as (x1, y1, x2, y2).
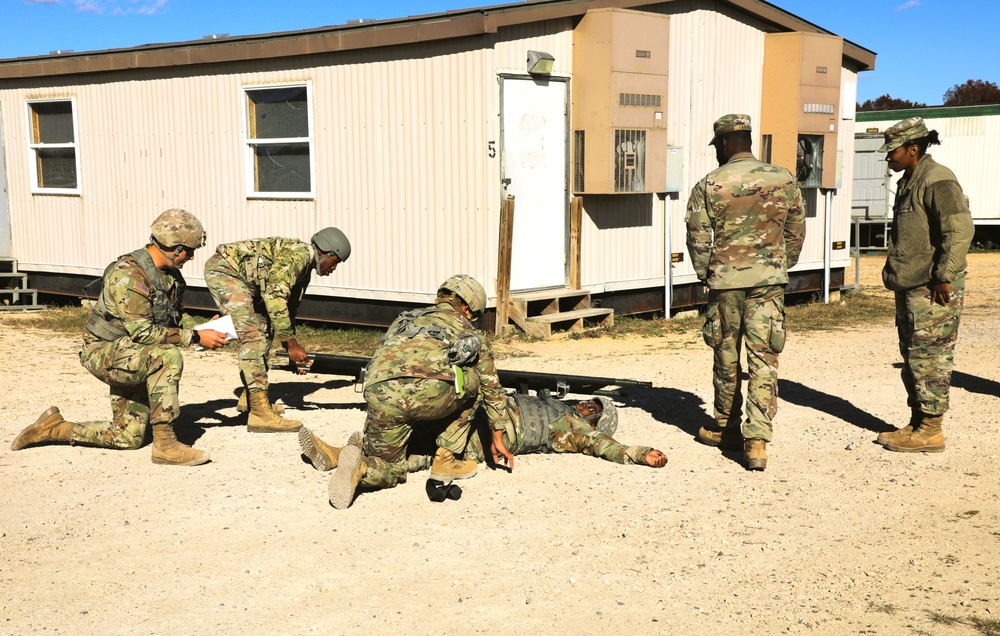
(780, 378, 894, 433)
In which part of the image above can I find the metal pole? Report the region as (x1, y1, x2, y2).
(824, 190, 833, 303)
(854, 217, 861, 289)
(663, 194, 673, 318)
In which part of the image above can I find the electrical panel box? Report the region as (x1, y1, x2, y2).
(665, 146, 684, 194)
(760, 32, 842, 190)
(572, 8, 669, 194)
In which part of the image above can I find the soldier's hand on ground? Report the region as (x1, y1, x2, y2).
(931, 281, 951, 306)
(197, 329, 230, 350)
(645, 449, 668, 467)
(491, 430, 514, 471)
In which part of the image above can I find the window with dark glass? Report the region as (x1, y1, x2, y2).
(244, 85, 312, 196)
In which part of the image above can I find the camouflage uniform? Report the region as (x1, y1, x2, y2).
(685, 115, 805, 442)
(407, 392, 655, 471)
(359, 303, 511, 490)
(204, 238, 314, 392)
(882, 150, 973, 417)
(74, 248, 198, 448)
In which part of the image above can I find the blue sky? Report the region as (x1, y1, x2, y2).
(2, 0, 995, 107)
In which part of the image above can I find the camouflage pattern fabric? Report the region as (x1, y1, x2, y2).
(74, 340, 185, 447)
(703, 285, 786, 442)
(686, 149, 803, 443)
(406, 393, 655, 469)
(358, 375, 480, 489)
(204, 238, 314, 391)
(882, 153, 972, 421)
(896, 272, 966, 416)
(84, 251, 195, 348)
(76, 248, 195, 449)
(685, 153, 805, 290)
(365, 303, 510, 432)
(882, 155, 974, 292)
(357, 302, 511, 491)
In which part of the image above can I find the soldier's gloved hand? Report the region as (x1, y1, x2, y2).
(931, 281, 951, 306)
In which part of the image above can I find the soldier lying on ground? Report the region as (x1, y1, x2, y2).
(203, 227, 351, 433)
(297, 390, 667, 480)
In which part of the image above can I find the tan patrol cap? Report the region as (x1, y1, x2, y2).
(709, 114, 752, 145)
(878, 116, 929, 152)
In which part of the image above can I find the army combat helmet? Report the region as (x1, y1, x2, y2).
(438, 274, 487, 320)
(592, 396, 618, 436)
(150, 208, 206, 251)
(311, 227, 352, 263)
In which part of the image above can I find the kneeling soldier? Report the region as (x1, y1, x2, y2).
(11, 209, 229, 465)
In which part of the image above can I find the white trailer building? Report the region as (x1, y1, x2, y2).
(854, 104, 1000, 249)
(0, 0, 875, 328)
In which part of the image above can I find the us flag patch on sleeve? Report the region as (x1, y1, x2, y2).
(132, 281, 150, 296)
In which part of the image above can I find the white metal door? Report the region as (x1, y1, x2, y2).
(0, 104, 10, 256)
(501, 77, 568, 290)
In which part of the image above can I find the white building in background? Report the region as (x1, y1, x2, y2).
(0, 0, 875, 326)
(855, 104, 1000, 248)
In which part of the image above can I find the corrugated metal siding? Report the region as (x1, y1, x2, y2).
(857, 111, 1000, 222)
(1, 42, 507, 302)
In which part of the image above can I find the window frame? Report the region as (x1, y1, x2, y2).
(25, 97, 82, 196)
(242, 81, 315, 200)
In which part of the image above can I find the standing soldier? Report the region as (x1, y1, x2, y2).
(326, 275, 514, 509)
(10, 209, 230, 466)
(875, 117, 973, 453)
(203, 228, 351, 433)
(685, 114, 805, 471)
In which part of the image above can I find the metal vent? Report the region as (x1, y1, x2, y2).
(803, 103, 835, 115)
(619, 93, 662, 108)
(573, 130, 586, 193)
(614, 129, 646, 192)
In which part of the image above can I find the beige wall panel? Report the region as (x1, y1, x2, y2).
(577, 7, 767, 291)
(309, 46, 499, 300)
(579, 195, 664, 290)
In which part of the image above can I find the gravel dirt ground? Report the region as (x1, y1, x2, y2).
(1, 254, 999, 636)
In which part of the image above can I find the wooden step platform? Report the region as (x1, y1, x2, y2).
(0, 257, 45, 311)
(506, 287, 613, 339)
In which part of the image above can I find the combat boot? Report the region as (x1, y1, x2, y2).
(428, 447, 478, 482)
(697, 425, 744, 451)
(10, 406, 76, 451)
(885, 415, 945, 453)
(328, 445, 367, 510)
(744, 438, 767, 471)
(875, 409, 920, 446)
(246, 389, 301, 433)
(236, 389, 284, 415)
(298, 429, 361, 471)
(151, 423, 210, 466)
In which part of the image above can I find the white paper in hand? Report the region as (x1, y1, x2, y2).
(194, 314, 237, 349)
